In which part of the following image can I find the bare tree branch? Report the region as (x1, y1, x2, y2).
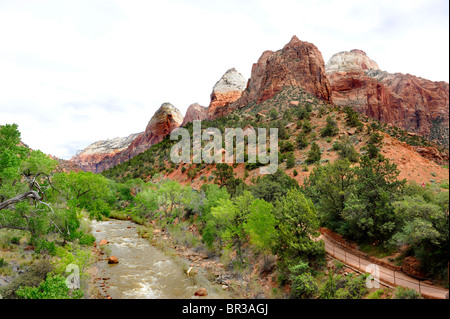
(0, 191, 41, 211)
(0, 224, 29, 231)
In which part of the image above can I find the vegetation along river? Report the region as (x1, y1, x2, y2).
(91, 219, 234, 299)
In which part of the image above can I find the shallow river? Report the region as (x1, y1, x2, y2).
(91, 219, 233, 299)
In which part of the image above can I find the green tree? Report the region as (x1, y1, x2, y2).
(296, 132, 309, 150)
(208, 192, 254, 262)
(303, 159, 356, 233)
(251, 168, 299, 203)
(134, 186, 159, 219)
(0, 125, 60, 236)
(320, 116, 339, 137)
(365, 133, 383, 159)
(290, 272, 318, 299)
(244, 199, 277, 258)
(213, 163, 235, 189)
(286, 152, 295, 169)
(201, 183, 231, 222)
(333, 139, 359, 163)
(302, 120, 312, 133)
(16, 274, 83, 299)
(269, 108, 278, 120)
(53, 171, 113, 219)
(296, 106, 311, 120)
(156, 180, 191, 219)
(274, 188, 324, 265)
(390, 192, 449, 278)
(341, 155, 405, 242)
(306, 142, 321, 164)
(343, 106, 363, 130)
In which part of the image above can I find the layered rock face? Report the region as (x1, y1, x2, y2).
(70, 103, 184, 172)
(181, 103, 209, 126)
(235, 35, 333, 108)
(70, 133, 141, 173)
(326, 50, 449, 147)
(124, 103, 184, 159)
(208, 68, 246, 119)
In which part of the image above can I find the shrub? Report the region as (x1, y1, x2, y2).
(296, 107, 311, 120)
(280, 140, 294, 153)
(296, 132, 309, 150)
(319, 272, 337, 299)
(393, 287, 422, 299)
(270, 108, 278, 120)
(33, 238, 57, 256)
(0, 257, 7, 267)
(78, 233, 96, 246)
(306, 142, 321, 164)
(320, 116, 339, 137)
(286, 152, 295, 169)
(333, 274, 368, 299)
(0, 259, 53, 299)
(344, 106, 363, 129)
(302, 120, 312, 133)
(334, 141, 359, 162)
(16, 274, 84, 299)
(290, 273, 318, 299)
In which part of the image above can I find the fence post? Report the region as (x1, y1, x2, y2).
(418, 281, 421, 294)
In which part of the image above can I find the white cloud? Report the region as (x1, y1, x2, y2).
(0, 0, 448, 159)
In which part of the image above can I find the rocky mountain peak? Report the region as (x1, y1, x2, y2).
(181, 103, 209, 126)
(235, 35, 333, 108)
(145, 102, 184, 134)
(283, 35, 302, 49)
(211, 68, 246, 94)
(208, 68, 247, 119)
(350, 49, 367, 56)
(74, 133, 142, 156)
(326, 50, 449, 147)
(325, 50, 380, 73)
(69, 102, 184, 173)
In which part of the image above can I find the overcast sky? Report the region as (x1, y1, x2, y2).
(0, 0, 448, 159)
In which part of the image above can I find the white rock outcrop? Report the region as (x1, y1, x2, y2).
(325, 49, 380, 73)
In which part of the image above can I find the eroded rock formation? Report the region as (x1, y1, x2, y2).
(235, 35, 333, 108)
(70, 103, 184, 172)
(182, 103, 209, 126)
(70, 133, 141, 173)
(208, 68, 246, 119)
(125, 103, 184, 159)
(326, 49, 449, 147)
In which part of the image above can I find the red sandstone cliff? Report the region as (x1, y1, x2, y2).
(235, 35, 333, 109)
(326, 50, 449, 147)
(70, 103, 184, 172)
(69, 132, 141, 173)
(182, 103, 209, 126)
(124, 103, 183, 159)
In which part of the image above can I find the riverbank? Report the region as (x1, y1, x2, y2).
(89, 218, 239, 299)
(104, 212, 285, 299)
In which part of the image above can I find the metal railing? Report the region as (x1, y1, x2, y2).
(323, 238, 449, 298)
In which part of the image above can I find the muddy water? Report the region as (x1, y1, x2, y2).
(91, 219, 233, 299)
